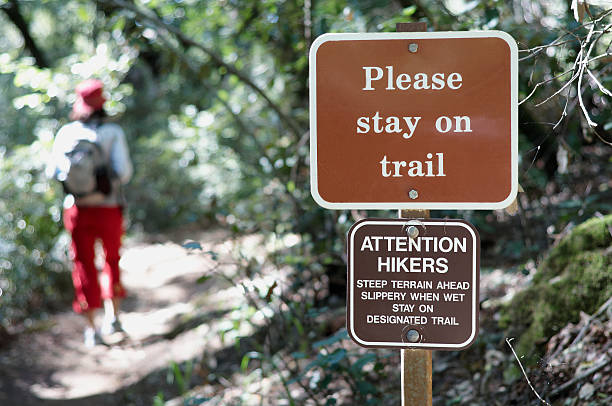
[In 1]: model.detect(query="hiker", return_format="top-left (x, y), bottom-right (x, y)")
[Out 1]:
top-left (47, 79), bottom-right (133, 347)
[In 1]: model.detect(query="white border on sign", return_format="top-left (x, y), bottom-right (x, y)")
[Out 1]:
top-left (309, 31), bottom-right (519, 210)
top-left (348, 220), bottom-right (478, 348)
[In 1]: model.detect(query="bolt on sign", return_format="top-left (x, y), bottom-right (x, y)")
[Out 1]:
top-left (347, 219), bottom-right (480, 350)
top-left (309, 32), bottom-right (518, 210)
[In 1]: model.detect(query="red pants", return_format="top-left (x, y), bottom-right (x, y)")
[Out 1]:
top-left (63, 206), bottom-right (126, 313)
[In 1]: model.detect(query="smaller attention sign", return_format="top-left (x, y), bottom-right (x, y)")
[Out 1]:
top-left (347, 218), bottom-right (480, 350)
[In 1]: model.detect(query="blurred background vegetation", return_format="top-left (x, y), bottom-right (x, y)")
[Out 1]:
top-left (0, 0), bottom-right (611, 405)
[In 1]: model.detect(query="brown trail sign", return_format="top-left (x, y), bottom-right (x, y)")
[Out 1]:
top-left (309, 31), bottom-right (518, 210)
top-left (347, 218), bottom-right (480, 350)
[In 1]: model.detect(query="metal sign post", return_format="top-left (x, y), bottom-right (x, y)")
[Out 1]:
top-left (400, 208), bottom-right (432, 406)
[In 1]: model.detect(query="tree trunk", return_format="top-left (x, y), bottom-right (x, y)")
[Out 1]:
top-left (2, 0), bottom-right (49, 68)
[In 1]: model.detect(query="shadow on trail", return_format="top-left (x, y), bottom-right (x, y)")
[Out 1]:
top-left (0, 227), bottom-right (338, 406)
top-left (0, 311), bottom-right (289, 406)
top-left (140, 308), bottom-right (231, 344)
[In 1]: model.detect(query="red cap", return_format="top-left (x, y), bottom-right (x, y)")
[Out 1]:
top-left (72, 79), bottom-right (106, 116)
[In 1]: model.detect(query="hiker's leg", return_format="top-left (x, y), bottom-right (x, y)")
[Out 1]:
top-left (99, 207), bottom-right (126, 316)
top-left (64, 206), bottom-right (102, 316)
top-left (103, 297), bottom-right (121, 320)
top-left (84, 309), bottom-right (96, 329)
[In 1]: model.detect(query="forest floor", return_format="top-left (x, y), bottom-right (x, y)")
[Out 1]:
top-left (0, 227), bottom-right (255, 406)
top-left (0, 226), bottom-right (610, 405)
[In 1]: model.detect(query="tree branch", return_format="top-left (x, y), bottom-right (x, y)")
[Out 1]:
top-left (506, 338), bottom-right (552, 406)
top-left (521, 12), bottom-right (612, 135)
top-left (155, 32), bottom-right (276, 167)
top-left (1, 0), bottom-right (49, 68)
top-left (235, 1), bottom-right (260, 39)
top-left (548, 358), bottom-right (611, 399)
top-left (155, 32), bottom-right (305, 215)
top-left (99, 0), bottom-right (305, 139)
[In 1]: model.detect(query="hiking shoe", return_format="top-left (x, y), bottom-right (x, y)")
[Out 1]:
top-left (101, 318), bottom-right (125, 336)
top-left (84, 328), bottom-right (105, 348)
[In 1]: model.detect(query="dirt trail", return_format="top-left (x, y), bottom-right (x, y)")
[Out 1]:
top-left (0, 228), bottom-right (250, 406)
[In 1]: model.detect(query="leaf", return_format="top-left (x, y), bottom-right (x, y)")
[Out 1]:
top-left (240, 351), bottom-right (262, 372)
top-left (217, 89), bottom-right (229, 101)
top-left (326, 348), bottom-right (347, 365)
top-left (182, 240), bottom-right (202, 250)
top-left (504, 183), bottom-right (524, 216)
top-left (205, 250), bottom-right (218, 261)
top-left (170, 361), bottom-right (186, 394)
top-left (76, 5), bottom-right (91, 23)
top-left (318, 373), bottom-right (332, 389)
top-left (184, 395), bottom-right (212, 405)
top-left (356, 380), bottom-right (377, 395)
top-left (152, 392), bottom-right (165, 406)
top-left (504, 198), bottom-right (519, 216)
top-left (196, 275), bottom-right (212, 284)
top-left (402, 6), bottom-right (417, 16)
top-left (313, 329), bottom-right (348, 348)
top-left (293, 318), bottom-right (304, 336)
top-left (288, 358), bottom-right (320, 384)
top-left (558, 200), bottom-right (583, 209)
top-left (350, 353), bottom-right (376, 374)
top-left (290, 351), bottom-right (307, 359)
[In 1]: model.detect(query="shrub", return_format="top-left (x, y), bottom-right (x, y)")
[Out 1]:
top-left (500, 215), bottom-right (612, 360)
top-left (0, 142), bottom-right (72, 327)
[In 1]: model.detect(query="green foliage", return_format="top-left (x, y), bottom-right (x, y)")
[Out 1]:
top-left (0, 141), bottom-right (71, 326)
top-left (125, 131), bottom-right (214, 231)
top-left (167, 360), bottom-right (194, 396)
top-left (152, 392), bottom-right (165, 406)
top-left (538, 215), bottom-right (612, 276)
top-left (500, 215), bottom-right (612, 361)
top-left (289, 328), bottom-right (390, 405)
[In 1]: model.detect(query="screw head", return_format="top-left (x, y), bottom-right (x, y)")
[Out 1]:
top-left (408, 43), bottom-right (418, 53)
top-left (409, 189), bottom-right (419, 199)
top-left (407, 226), bottom-right (419, 239)
top-left (406, 329), bottom-right (420, 343)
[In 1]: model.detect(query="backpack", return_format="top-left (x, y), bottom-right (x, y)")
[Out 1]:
top-left (61, 139), bottom-right (112, 198)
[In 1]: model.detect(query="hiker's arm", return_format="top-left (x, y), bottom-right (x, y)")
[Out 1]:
top-left (110, 125), bottom-right (133, 184)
